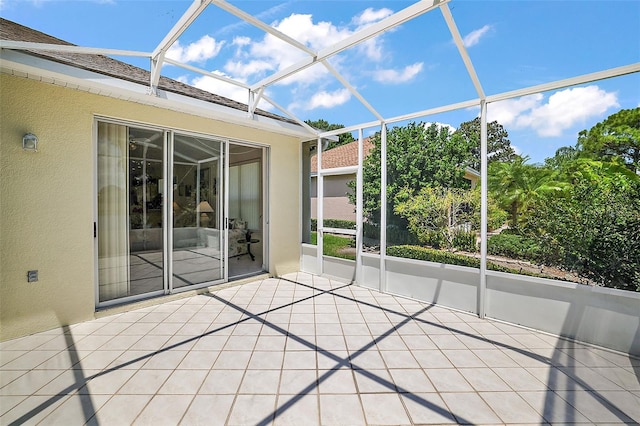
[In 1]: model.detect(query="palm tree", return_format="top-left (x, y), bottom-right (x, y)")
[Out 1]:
top-left (488, 156), bottom-right (567, 228)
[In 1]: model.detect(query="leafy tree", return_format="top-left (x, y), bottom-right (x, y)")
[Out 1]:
top-left (506, 109), bottom-right (640, 291)
top-left (456, 118), bottom-right (518, 170)
top-left (525, 162), bottom-right (640, 291)
top-left (469, 187), bottom-right (509, 232)
top-left (544, 145), bottom-right (579, 169)
top-left (304, 119), bottom-right (355, 149)
top-left (394, 186), bottom-right (477, 251)
top-left (488, 156), bottom-right (567, 228)
top-left (577, 107), bottom-right (640, 174)
top-left (395, 185), bottom-right (507, 251)
top-left (352, 122), bottom-right (475, 237)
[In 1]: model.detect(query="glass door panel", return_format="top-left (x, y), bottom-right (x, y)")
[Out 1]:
top-left (228, 143), bottom-right (264, 278)
top-left (172, 134), bottom-right (224, 289)
top-left (97, 123), bottom-right (165, 303)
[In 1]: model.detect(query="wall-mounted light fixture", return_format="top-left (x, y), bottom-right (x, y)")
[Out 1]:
top-left (22, 133), bottom-right (39, 152)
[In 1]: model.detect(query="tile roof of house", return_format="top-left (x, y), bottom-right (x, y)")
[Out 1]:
top-left (0, 18), bottom-right (298, 125)
top-left (311, 137), bottom-right (480, 185)
top-left (311, 137), bottom-right (375, 172)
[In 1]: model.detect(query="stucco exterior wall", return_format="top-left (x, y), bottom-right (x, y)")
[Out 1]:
top-left (0, 74), bottom-right (300, 341)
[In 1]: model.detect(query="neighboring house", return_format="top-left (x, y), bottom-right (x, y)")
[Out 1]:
top-left (310, 138), bottom-right (374, 221)
top-left (310, 138), bottom-right (480, 222)
top-left (0, 19), bottom-right (313, 341)
top-left (464, 166), bottom-right (480, 189)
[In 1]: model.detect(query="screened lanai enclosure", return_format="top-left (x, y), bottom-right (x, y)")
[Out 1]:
top-left (2, 0), bottom-right (639, 355)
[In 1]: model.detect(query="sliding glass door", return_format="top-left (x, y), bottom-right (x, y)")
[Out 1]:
top-left (227, 143), bottom-right (265, 278)
top-left (97, 122), bottom-right (165, 303)
top-left (97, 120), bottom-right (266, 306)
top-left (171, 133), bottom-right (225, 289)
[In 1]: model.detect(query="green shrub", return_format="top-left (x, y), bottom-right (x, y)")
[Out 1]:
top-left (363, 222), bottom-right (379, 240)
top-left (525, 174), bottom-right (640, 291)
top-left (487, 232), bottom-right (542, 262)
top-left (452, 230), bottom-right (477, 252)
top-left (361, 222), bottom-right (421, 246)
top-left (311, 218), bottom-right (356, 231)
top-left (387, 244), bottom-right (550, 278)
top-left (386, 224), bottom-right (421, 246)
top-left (412, 229), bottom-right (443, 249)
top-left (387, 245), bottom-right (480, 268)
top-left (487, 207), bottom-right (509, 232)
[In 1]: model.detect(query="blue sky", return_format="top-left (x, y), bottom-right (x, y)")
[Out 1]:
top-left (2, 0), bottom-right (639, 163)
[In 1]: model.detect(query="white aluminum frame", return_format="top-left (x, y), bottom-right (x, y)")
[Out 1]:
top-left (1, 0), bottom-right (450, 143)
top-left (355, 129), bottom-right (364, 284)
top-left (479, 100), bottom-right (488, 318)
top-left (379, 123), bottom-right (388, 292)
top-left (314, 137), bottom-right (364, 279)
top-left (1, 1), bottom-right (637, 143)
top-left (311, 62), bottom-right (638, 313)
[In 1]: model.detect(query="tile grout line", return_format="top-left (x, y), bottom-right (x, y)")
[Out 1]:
top-left (2, 272), bottom-right (638, 425)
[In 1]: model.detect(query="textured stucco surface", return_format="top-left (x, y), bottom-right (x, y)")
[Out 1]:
top-left (0, 74), bottom-right (301, 341)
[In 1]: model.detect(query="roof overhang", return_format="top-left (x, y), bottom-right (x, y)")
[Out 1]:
top-left (0, 49), bottom-right (319, 141)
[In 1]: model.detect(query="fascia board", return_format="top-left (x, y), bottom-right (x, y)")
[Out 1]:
top-left (319, 121), bottom-right (382, 138)
top-left (318, 166), bottom-right (358, 176)
top-left (0, 40), bottom-right (150, 58)
top-left (0, 49), bottom-right (316, 140)
top-left (1, 49), bottom-right (150, 95)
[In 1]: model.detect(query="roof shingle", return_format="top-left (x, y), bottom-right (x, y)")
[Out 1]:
top-left (311, 137), bottom-right (374, 172)
top-left (0, 18), bottom-right (298, 125)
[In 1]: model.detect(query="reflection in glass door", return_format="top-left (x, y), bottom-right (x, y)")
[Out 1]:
top-left (97, 122), bottom-right (165, 303)
top-left (228, 143), bottom-right (265, 278)
top-left (171, 134), bottom-right (224, 289)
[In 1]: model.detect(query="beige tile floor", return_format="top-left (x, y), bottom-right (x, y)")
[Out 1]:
top-left (1, 272), bottom-right (639, 425)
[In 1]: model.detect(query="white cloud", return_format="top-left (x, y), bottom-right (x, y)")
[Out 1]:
top-left (488, 86), bottom-right (619, 137)
top-left (487, 94), bottom-right (543, 127)
top-left (511, 144), bottom-right (523, 156)
top-left (301, 88), bottom-right (352, 110)
top-left (166, 35), bottom-right (224, 63)
top-left (361, 39), bottom-right (384, 62)
top-left (463, 25), bottom-right (492, 48)
top-left (425, 121), bottom-right (456, 134)
top-left (226, 8), bottom-right (398, 86)
top-left (373, 62), bottom-right (423, 84)
top-left (191, 72), bottom-right (247, 103)
top-left (187, 71), bottom-right (272, 111)
top-left (351, 9), bottom-right (393, 61)
top-left (224, 59), bottom-right (274, 79)
top-left (352, 7), bottom-right (393, 27)
top-left (167, 6), bottom-right (426, 113)
top-left (232, 36), bottom-right (251, 47)
top-left (272, 13), bottom-right (352, 53)
top-left (229, 13), bottom-right (347, 85)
